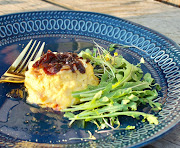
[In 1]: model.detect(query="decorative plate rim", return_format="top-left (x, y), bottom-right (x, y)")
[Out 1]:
top-left (0, 10), bottom-right (179, 148)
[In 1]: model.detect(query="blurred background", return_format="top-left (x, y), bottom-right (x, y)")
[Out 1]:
top-left (0, 0), bottom-right (179, 147)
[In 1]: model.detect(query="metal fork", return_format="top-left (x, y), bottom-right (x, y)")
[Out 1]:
top-left (0, 39), bottom-right (45, 83)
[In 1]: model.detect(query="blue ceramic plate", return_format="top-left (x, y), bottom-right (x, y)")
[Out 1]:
top-left (0, 11), bottom-right (179, 148)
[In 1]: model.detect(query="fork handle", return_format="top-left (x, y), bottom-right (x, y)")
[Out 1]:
top-left (0, 79), bottom-right (24, 83)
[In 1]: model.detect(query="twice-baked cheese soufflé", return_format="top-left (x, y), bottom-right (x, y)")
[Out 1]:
top-left (25, 50), bottom-right (99, 111)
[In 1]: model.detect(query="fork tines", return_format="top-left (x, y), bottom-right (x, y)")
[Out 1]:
top-left (12, 40), bottom-right (45, 74)
top-left (0, 39), bottom-right (45, 83)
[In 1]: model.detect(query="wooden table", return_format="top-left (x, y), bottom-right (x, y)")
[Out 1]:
top-left (0, 0), bottom-right (179, 147)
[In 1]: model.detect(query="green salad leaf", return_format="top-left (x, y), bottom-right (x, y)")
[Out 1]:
top-left (62, 43), bottom-right (162, 130)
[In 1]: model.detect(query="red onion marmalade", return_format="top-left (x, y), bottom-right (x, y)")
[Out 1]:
top-left (32, 50), bottom-right (88, 75)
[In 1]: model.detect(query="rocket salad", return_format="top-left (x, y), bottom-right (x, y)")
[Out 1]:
top-left (62, 43), bottom-right (161, 130)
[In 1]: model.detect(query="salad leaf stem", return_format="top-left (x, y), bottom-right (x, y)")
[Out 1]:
top-left (62, 43), bottom-right (162, 130)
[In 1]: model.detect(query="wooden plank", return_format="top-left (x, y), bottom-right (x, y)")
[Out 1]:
top-left (44, 0), bottom-right (179, 17)
top-left (0, 0), bottom-right (66, 15)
